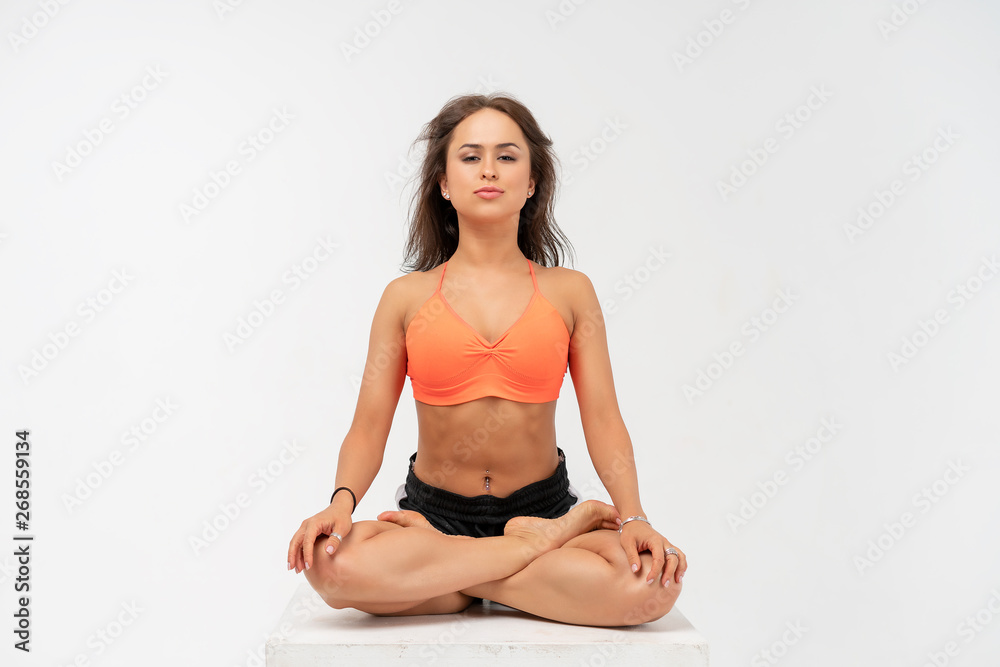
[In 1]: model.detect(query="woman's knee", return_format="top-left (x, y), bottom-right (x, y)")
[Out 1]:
top-left (306, 520), bottom-right (399, 608)
top-left (620, 552), bottom-right (683, 624)
top-left (582, 548), bottom-right (681, 625)
top-left (561, 530), bottom-right (681, 625)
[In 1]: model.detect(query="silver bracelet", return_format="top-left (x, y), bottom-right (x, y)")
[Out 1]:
top-left (618, 515), bottom-right (651, 533)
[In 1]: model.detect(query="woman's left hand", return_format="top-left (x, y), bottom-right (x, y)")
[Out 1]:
top-left (618, 519), bottom-right (687, 587)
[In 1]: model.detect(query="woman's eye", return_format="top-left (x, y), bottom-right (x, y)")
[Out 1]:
top-left (461, 156), bottom-right (515, 162)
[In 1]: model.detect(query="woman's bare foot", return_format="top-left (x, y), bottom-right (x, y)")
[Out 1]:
top-left (377, 510), bottom-right (476, 539)
top-left (503, 500), bottom-right (620, 555)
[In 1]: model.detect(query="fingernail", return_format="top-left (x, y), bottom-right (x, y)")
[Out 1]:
top-left (632, 563), bottom-right (638, 573)
top-left (646, 578), bottom-right (654, 585)
top-left (287, 561), bottom-right (292, 570)
top-left (680, 573), bottom-right (685, 582)
top-left (326, 545), bottom-right (333, 555)
top-left (663, 579), bottom-right (670, 588)
top-left (305, 562), bottom-right (310, 571)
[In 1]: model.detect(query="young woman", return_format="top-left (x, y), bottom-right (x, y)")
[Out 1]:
top-left (286, 93), bottom-right (687, 627)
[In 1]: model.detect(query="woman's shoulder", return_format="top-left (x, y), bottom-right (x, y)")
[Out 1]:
top-left (533, 261), bottom-right (593, 293)
top-left (385, 263), bottom-right (444, 294)
top-left (380, 265), bottom-right (445, 330)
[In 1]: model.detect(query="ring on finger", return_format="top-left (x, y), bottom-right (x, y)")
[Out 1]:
top-left (330, 532), bottom-right (343, 541)
top-left (665, 547), bottom-right (679, 558)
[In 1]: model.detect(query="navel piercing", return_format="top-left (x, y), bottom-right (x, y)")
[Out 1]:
top-left (484, 469), bottom-right (490, 492)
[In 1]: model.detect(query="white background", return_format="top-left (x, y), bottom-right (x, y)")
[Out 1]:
top-left (2, 1), bottom-right (999, 666)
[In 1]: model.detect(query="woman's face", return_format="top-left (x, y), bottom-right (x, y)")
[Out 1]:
top-left (439, 108), bottom-right (535, 223)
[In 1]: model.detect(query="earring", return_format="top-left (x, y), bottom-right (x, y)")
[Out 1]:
top-left (443, 192), bottom-right (449, 199)
top-left (528, 191), bottom-right (533, 197)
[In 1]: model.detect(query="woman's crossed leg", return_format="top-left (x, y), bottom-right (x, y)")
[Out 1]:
top-left (303, 500), bottom-right (681, 627)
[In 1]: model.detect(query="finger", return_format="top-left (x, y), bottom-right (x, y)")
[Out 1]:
top-left (662, 550), bottom-right (679, 587)
top-left (292, 529), bottom-right (309, 573)
top-left (647, 549), bottom-right (665, 585)
top-left (600, 518), bottom-right (620, 531)
top-left (291, 533), bottom-right (305, 574)
top-left (676, 550), bottom-right (688, 582)
top-left (325, 531), bottom-right (343, 556)
top-left (302, 527), bottom-right (317, 572)
top-left (378, 510), bottom-right (419, 529)
top-left (287, 533), bottom-right (300, 572)
top-left (379, 510), bottom-right (412, 527)
top-left (622, 538), bottom-right (642, 574)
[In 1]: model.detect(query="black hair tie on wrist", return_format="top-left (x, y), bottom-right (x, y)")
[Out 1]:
top-left (330, 486), bottom-right (357, 513)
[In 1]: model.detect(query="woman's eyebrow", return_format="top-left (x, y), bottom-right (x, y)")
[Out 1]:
top-left (458, 142), bottom-right (521, 150)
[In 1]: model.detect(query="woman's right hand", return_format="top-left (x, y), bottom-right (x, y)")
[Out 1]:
top-left (287, 503), bottom-right (353, 574)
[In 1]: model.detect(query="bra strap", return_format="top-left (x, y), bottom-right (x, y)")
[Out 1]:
top-left (436, 261), bottom-right (448, 292)
top-left (526, 258), bottom-right (540, 293)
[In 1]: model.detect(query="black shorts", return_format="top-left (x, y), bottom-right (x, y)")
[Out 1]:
top-left (394, 447), bottom-right (582, 538)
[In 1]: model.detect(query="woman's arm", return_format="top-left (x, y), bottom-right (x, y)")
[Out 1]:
top-left (566, 269), bottom-right (687, 586)
top-left (565, 271), bottom-right (645, 519)
top-left (329, 276), bottom-right (410, 511)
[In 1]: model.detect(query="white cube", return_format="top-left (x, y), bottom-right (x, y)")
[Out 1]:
top-left (266, 582), bottom-right (710, 666)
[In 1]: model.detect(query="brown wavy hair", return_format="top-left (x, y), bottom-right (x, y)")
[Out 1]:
top-left (400, 92), bottom-right (575, 273)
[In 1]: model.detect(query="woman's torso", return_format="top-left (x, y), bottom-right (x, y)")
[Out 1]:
top-left (402, 259), bottom-right (574, 498)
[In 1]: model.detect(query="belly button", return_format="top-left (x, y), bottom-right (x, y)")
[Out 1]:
top-left (484, 469), bottom-right (490, 492)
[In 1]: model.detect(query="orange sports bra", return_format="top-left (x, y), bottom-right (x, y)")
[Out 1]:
top-left (405, 258), bottom-right (571, 406)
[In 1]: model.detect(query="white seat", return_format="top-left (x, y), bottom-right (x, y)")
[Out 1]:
top-left (266, 582), bottom-right (709, 666)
